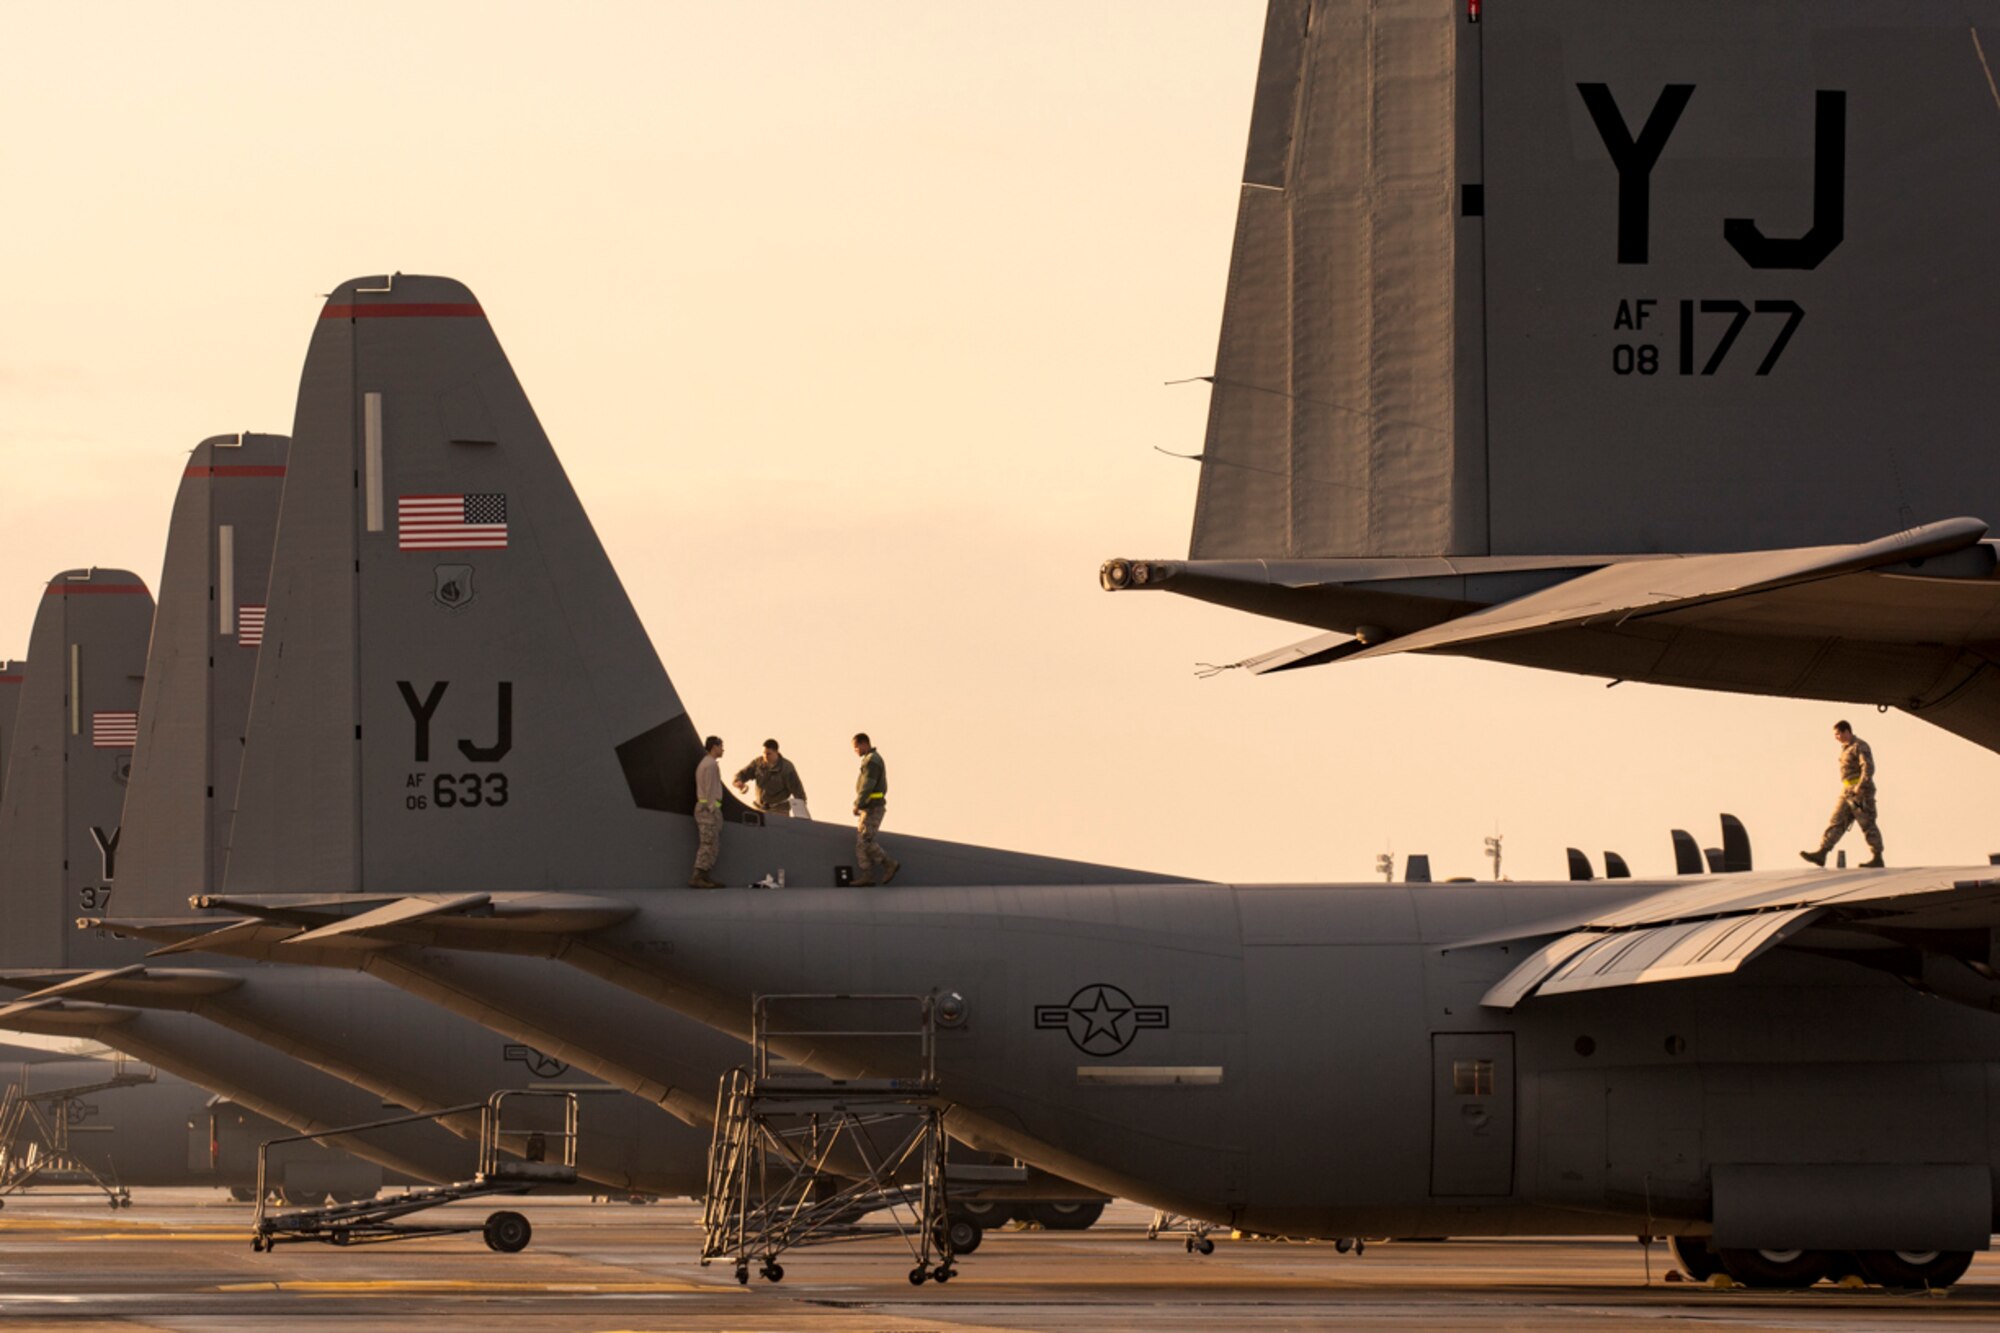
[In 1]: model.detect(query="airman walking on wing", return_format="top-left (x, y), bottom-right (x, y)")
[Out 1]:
top-left (851, 732), bottom-right (899, 886)
top-left (1801, 719), bottom-right (1884, 869)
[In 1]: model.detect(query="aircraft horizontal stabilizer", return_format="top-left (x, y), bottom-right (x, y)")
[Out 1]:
top-left (0, 998), bottom-right (141, 1028)
top-left (1343, 518), bottom-right (1987, 664)
top-left (283, 893), bottom-right (493, 944)
top-left (0, 965), bottom-right (243, 1006)
top-left (1238, 630), bottom-right (1372, 676)
top-left (188, 891), bottom-right (636, 945)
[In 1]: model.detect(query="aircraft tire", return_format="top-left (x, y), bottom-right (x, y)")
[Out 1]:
top-left (1717, 1247), bottom-right (1831, 1288)
top-left (1028, 1200), bottom-right (1105, 1231)
top-left (1669, 1235), bottom-right (1721, 1281)
top-left (955, 1198), bottom-right (1012, 1227)
top-left (1854, 1249), bottom-right (1974, 1288)
top-left (482, 1209), bottom-right (533, 1253)
top-left (944, 1214), bottom-right (984, 1255)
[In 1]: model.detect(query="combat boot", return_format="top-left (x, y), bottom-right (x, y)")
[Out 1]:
top-left (880, 858), bottom-right (901, 885)
top-left (689, 871), bottom-right (722, 889)
top-left (849, 876), bottom-right (876, 888)
top-left (1798, 849), bottom-right (1827, 867)
top-left (1860, 852), bottom-right (1885, 869)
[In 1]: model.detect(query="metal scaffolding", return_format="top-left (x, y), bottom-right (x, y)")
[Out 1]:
top-left (702, 993), bottom-right (956, 1285)
top-left (0, 1055), bottom-right (153, 1208)
top-left (251, 1089), bottom-right (578, 1251)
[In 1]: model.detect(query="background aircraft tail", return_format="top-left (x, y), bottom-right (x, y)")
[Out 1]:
top-left (0, 658), bottom-right (24, 812)
top-left (116, 436), bottom-right (288, 917)
top-left (0, 571), bottom-right (153, 968)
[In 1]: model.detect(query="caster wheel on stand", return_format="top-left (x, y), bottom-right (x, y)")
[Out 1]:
top-left (909, 1265), bottom-right (928, 1286)
top-left (734, 1264), bottom-right (749, 1285)
top-left (1197, 1237), bottom-right (1215, 1255)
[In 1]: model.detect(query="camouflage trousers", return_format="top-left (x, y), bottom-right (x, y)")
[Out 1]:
top-left (855, 805), bottom-right (889, 877)
top-left (1817, 785), bottom-right (1882, 855)
top-left (694, 806), bottom-right (722, 872)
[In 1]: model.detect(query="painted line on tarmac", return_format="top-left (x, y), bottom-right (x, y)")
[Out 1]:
top-left (213, 1279), bottom-right (710, 1295)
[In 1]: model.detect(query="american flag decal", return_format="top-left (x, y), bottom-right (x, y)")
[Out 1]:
top-left (238, 605), bottom-right (267, 647)
top-left (92, 712), bottom-right (138, 749)
top-left (398, 494), bottom-right (508, 551)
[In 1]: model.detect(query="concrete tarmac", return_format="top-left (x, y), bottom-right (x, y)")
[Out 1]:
top-left (3, 1192), bottom-right (1999, 1330)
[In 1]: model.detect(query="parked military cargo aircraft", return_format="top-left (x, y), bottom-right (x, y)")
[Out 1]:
top-left (0, 440), bottom-right (711, 1199)
top-left (1101, 0), bottom-right (2000, 757)
top-left (42, 270), bottom-right (1972, 1289)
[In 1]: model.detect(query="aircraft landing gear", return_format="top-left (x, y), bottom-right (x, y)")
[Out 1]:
top-left (1184, 1235), bottom-right (1215, 1255)
top-left (759, 1261), bottom-right (785, 1283)
top-left (1854, 1249), bottom-right (1974, 1288)
top-left (1669, 1235), bottom-right (1721, 1281)
top-left (1717, 1247), bottom-right (1830, 1289)
top-left (1334, 1237), bottom-right (1366, 1256)
top-left (943, 1213), bottom-right (984, 1255)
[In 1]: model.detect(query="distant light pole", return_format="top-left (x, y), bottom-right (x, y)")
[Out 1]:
top-left (1484, 834), bottom-right (1504, 881)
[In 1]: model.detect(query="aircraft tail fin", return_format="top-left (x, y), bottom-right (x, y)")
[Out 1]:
top-left (0, 657), bottom-right (24, 811)
top-left (1189, 1), bottom-right (2000, 561)
top-left (114, 435), bottom-right (288, 918)
top-left (0, 571), bottom-right (153, 969)
top-left (223, 277), bottom-right (712, 898)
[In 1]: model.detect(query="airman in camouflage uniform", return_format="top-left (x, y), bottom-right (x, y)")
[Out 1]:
top-left (1801, 720), bottom-right (1883, 868)
top-left (733, 739), bottom-right (807, 817)
top-left (851, 732), bottom-right (899, 886)
top-left (690, 735), bottom-right (725, 888)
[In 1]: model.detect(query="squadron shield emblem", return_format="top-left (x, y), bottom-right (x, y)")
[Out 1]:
top-left (1035, 983), bottom-right (1169, 1057)
top-left (434, 564), bottom-right (475, 611)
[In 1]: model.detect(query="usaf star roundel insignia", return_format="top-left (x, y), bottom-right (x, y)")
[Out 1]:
top-left (1035, 984), bottom-right (1169, 1057)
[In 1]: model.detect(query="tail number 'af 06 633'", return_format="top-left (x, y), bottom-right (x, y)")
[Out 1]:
top-left (397, 680), bottom-right (511, 812)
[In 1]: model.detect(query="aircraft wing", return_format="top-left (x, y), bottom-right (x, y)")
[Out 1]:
top-left (1474, 866), bottom-right (2000, 1009)
top-left (1316, 518), bottom-right (1988, 669)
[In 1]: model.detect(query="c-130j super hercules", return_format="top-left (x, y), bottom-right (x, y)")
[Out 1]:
top-left (67, 0), bottom-right (2000, 1293)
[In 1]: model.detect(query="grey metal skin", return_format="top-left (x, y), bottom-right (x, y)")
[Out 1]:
top-left (1, 1046), bottom-right (272, 1192)
top-left (18, 439), bottom-right (709, 1197)
top-left (0, 658), bottom-right (24, 811)
top-left (381, 875), bottom-right (2000, 1249)
top-left (0, 560), bottom-right (480, 1185)
top-left (1104, 0), bottom-right (2000, 754)
top-left (141, 274), bottom-right (2000, 1254)
top-left (95, 278), bottom-right (1174, 1179)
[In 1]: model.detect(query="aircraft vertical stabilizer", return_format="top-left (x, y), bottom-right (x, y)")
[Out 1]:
top-left (0, 572), bottom-right (153, 969)
top-left (116, 436), bottom-right (289, 916)
top-left (225, 276), bottom-right (698, 899)
top-left (1114, 0), bottom-right (2000, 754)
top-left (1191, 0), bottom-right (1473, 560)
top-left (0, 657), bottom-right (25, 812)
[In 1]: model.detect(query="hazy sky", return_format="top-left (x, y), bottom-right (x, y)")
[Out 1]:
top-left (2, 2), bottom-right (1993, 885)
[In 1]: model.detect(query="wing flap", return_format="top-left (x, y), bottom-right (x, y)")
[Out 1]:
top-left (1484, 907), bottom-right (1821, 1008)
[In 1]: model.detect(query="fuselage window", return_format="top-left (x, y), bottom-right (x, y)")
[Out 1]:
top-left (1452, 1059), bottom-right (1495, 1096)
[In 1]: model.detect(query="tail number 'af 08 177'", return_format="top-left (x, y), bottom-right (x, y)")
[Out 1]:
top-left (397, 680), bottom-right (512, 812)
top-left (1582, 83), bottom-right (1840, 380)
